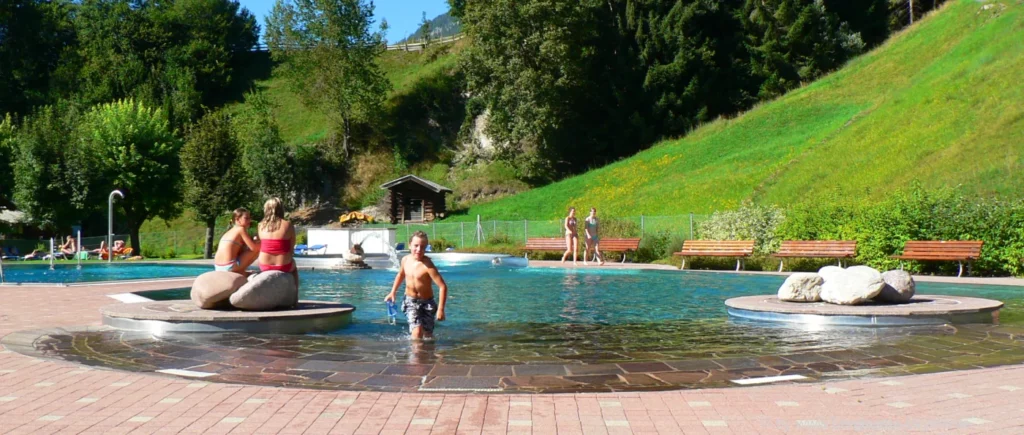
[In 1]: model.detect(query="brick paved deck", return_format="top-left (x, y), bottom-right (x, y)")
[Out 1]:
top-left (2, 276), bottom-right (1024, 433)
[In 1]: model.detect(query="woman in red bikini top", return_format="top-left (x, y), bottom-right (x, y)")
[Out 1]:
top-left (257, 197), bottom-right (299, 290)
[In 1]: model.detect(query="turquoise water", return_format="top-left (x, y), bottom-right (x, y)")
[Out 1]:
top-left (138, 263), bottom-right (1024, 363)
top-left (0, 263), bottom-right (210, 284)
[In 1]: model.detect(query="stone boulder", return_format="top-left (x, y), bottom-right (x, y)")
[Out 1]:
top-left (875, 270), bottom-right (916, 303)
top-left (819, 265), bottom-right (885, 305)
top-left (343, 253), bottom-right (365, 263)
top-left (777, 273), bottom-right (824, 302)
top-left (190, 271), bottom-right (247, 309)
top-left (229, 271), bottom-right (297, 311)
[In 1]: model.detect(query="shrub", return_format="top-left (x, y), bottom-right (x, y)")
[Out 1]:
top-left (697, 205), bottom-right (785, 254)
top-left (633, 230), bottom-right (682, 263)
top-left (430, 237), bottom-right (456, 251)
top-left (486, 233), bottom-right (515, 245)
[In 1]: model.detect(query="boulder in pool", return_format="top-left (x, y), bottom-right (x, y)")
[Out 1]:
top-left (819, 265), bottom-right (885, 305)
top-left (874, 270), bottom-right (916, 303)
top-left (229, 271), bottom-right (297, 310)
top-left (777, 273), bottom-right (823, 302)
top-left (191, 271), bottom-right (248, 309)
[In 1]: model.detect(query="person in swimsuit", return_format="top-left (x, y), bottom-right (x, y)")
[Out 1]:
top-left (583, 207), bottom-right (605, 266)
top-left (257, 197), bottom-right (299, 294)
top-left (384, 231), bottom-right (448, 340)
top-left (59, 236), bottom-right (77, 257)
top-left (560, 207), bottom-right (579, 265)
top-left (214, 208), bottom-right (260, 274)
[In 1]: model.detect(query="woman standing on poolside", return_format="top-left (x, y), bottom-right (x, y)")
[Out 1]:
top-left (257, 198), bottom-right (299, 295)
top-left (561, 207), bottom-right (579, 265)
top-left (214, 208), bottom-right (260, 274)
top-left (583, 208), bottom-right (605, 266)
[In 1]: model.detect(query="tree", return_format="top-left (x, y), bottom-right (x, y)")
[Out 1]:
top-left (625, 0), bottom-right (755, 137)
top-left (234, 90), bottom-right (295, 207)
top-left (11, 102), bottom-right (90, 230)
top-left (740, 0), bottom-right (865, 99)
top-left (420, 11), bottom-right (432, 46)
top-left (76, 99), bottom-right (182, 255)
top-left (74, 0), bottom-right (259, 128)
top-left (447, 0), bottom-right (466, 19)
top-left (460, 0), bottom-right (647, 180)
top-left (181, 110), bottom-right (248, 258)
top-left (0, 114), bottom-right (15, 208)
top-left (0, 0), bottom-right (77, 117)
top-left (265, 0), bottom-right (391, 157)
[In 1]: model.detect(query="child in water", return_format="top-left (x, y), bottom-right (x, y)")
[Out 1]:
top-left (384, 231), bottom-right (449, 339)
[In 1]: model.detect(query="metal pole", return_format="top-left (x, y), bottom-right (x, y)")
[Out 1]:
top-left (460, 222), bottom-right (465, 248)
top-left (641, 215), bottom-right (645, 237)
top-left (49, 237), bottom-right (55, 270)
top-left (77, 230), bottom-right (82, 269)
top-left (109, 190), bottom-right (124, 264)
top-left (0, 252), bottom-right (5, 283)
top-left (524, 220), bottom-right (528, 244)
top-left (476, 215), bottom-right (481, 245)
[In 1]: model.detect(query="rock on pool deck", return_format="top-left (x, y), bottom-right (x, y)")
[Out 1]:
top-left (726, 294), bottom-right (1003, 326)
top-left (100, 300), bottom-right (355, 336)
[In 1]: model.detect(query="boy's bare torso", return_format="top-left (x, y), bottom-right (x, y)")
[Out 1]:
top-left (402, 256), bottom-right (437, 299)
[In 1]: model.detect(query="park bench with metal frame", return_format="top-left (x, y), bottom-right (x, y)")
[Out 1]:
top-left (674, 240), bottom-right (755, 271)
top-left (891, 240), bottom-right (983, 278)
top-left (774, 240), bottom-right (857, 272)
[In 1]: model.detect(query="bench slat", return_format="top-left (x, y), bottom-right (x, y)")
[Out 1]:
top-left (892, 240), bottom-right (983, 261)
top-left (775, 240), bottom-right (856, 258)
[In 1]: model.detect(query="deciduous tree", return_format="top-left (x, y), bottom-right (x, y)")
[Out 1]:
top-left (265, 0), bottom-right (391, 157)
top-left (181, 110), bottom-right (248, 258)
top-left (76, 99), bottom-right (182, 255)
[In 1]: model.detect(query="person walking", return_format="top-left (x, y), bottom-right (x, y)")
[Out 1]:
top-left (560, 207), bottom-right (579, 266)
top-left (584, 207), bottom-right (605, 266)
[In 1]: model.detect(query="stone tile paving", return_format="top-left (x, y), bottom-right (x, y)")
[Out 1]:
top-left (1, 277), bottom-right (1024, 431)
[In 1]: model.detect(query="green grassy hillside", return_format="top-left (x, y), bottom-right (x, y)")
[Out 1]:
top-left (459, 0), bottom-right (1024, 220)
top-left (251, 44), bottom-right (461, 145)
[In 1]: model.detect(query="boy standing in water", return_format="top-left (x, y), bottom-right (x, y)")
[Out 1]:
top-left (385, 231), bottom-right (448, 339)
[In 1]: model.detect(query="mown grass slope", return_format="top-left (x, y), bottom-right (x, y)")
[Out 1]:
top-left (251, 44), bottom-right (461, 145)
top-left (459, 0), bottom-right (1024, 220)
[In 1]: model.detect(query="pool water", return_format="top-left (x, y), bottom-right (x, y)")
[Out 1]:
top-left (0, 263), bottom-right (210, 284)
top-left (140, 262), bottom-right (1024, 364)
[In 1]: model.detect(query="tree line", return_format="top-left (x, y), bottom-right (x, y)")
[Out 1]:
top-left (453, 0), bottom-right (946, 181)
top-left (0, 0), bottom-right (387, 257)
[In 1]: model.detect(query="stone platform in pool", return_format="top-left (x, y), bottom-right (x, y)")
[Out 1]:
top-left (100, 300), bottom-right (355, 336)
top-left (726, 294), bottom-right (1003, 326)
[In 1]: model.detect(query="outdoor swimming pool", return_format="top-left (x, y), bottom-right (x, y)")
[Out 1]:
top-left (137, 262), bottom-right (1024, 364)
top-left (0, 263), bottom-right (210, 284)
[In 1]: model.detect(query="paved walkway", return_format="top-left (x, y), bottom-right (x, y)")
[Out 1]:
top-left (1, 276), bottom-right (1023, 433)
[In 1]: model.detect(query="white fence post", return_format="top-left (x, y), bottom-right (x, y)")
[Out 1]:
top-left (524, 220), bottom-right (528, 244)
top-left (689, 213), bottom-right (694, 239)
top-left (460, 222), bottom-right (465, 248)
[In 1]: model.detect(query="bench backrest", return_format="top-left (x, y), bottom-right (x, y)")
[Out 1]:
top-left (680, 240), bottom-right (755, 254)
top-left (524, 238), bottom-right (567, 250)
top-left (599, 238), bottom-right (641, 251)
top-left (901, 240), bottom-right (983, 259)
top-left (777, 240), bottom-right (856, 257)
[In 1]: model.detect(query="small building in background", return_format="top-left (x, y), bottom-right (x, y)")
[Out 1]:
top-left (380, 175), bottom-right (452, 224)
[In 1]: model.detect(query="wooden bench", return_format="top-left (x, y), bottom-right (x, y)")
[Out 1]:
top-left (524, 237), bottom-right (642, 262)
top-left (774, 240), bottom-right (857, 272)
top-left (891, 240), bottom-right (983, 277)
top-left (674, 240), bottom-right (755, 271)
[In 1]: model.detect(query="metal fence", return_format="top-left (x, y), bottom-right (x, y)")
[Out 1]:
top-left (0, 214), bottom-right (711, 258)
top-left (353, 214), bottom-right (711, 249)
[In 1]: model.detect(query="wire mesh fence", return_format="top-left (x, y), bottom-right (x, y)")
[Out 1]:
top-left (1, 214), bottom-right (711, 259)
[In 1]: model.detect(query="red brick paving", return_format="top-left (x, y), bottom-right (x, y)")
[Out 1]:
top-left (2, 278), bottom-right (1024, 433)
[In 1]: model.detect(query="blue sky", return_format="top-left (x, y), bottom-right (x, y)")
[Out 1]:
top-left (239, 0), bottom-right (452, 44)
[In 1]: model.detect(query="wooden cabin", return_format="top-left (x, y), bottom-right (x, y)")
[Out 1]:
top-left (380, 175), bottom-right (453, 223)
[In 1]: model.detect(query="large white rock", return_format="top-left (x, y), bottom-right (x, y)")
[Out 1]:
top-left (875, 270), bottom-right (916, 303)
top-left (819, 265), bottom-right (885, 305)
top-left (777, 273), bottom-right (824, 302)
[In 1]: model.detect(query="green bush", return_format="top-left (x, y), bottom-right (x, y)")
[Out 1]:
top-left (697, 205), bottom-right (785, 254)
top-left (633, 230), bottom-right (683, 263)
top-left (163, 247), bottom-right (177, 259)
top-left (430, 237), bottom-right (456, 252)
top-left (486, 233), bottom-right (515, 245)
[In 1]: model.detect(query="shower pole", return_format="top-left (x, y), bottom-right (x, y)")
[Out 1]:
top-left (108, 190), bottom-right (124, 264)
